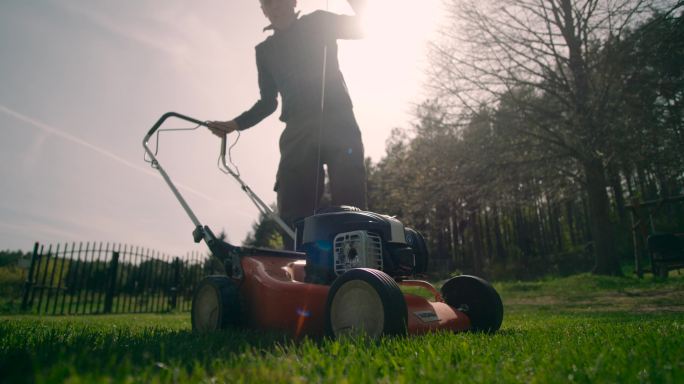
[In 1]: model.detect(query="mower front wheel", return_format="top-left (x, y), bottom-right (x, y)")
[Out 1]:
top-left (191, 275), bottom-right (241, 332)
top-left (325, 268), bottom-right (407, 339)
top-left (441, 275), bottom-right (503, 333)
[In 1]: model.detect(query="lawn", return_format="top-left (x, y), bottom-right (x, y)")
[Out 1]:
top-left (1, 273), bottom-right (683, 383)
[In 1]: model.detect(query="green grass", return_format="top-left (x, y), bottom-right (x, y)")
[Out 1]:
top-left (496, 271), bottom-right (684, 314)
top-left (2, 274), bottom-right (684, 383)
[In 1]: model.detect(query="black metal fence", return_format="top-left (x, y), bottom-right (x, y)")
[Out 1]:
top-left (20, 242), bottom-right (214, 315)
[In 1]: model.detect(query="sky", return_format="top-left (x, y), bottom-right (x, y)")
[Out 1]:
top-left (0, 0), bottom-right (445, 256)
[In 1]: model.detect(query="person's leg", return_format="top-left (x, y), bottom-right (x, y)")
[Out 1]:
top-left (276, 123), bottom-right (324, 249)
top-left (276, 166), bottom-right (324, 247)
top-left (325, 113), bottom-right (367, 210)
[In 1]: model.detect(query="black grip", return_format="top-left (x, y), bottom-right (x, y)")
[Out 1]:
top-left (146, 112), bottom-right (207, 137)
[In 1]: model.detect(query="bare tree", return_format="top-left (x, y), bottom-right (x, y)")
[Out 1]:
top-left (429, 0), bottom-right (681, 275)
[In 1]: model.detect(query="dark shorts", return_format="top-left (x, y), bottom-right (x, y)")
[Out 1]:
top-left (275, 110), bottom-right (367, 227)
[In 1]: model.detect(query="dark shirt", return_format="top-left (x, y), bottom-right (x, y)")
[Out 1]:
top-left (234, 11), bottom-right (362, 130)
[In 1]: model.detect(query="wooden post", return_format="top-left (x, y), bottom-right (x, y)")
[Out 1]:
top-left (95, 243), bottom-right (110, 314)
top-left (35, 244), bottom-right (53, 315)
top-left (55, 243), bottom-right (74, 315)
top-left (170, 257), bottom-right (181, 310)
top-left (20, 243), bottom-right (40, 312)
top-left (44, 243), bottom-right (62, 314)
top-left (104, 251), bottom-right (120, 314)
top-left (88, 242), bottom-right (103, 314)
top-left (76, 242), bottom-right (93, 314)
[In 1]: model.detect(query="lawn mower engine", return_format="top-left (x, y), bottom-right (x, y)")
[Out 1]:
top-left (298, 207), bottom-right (429, 284)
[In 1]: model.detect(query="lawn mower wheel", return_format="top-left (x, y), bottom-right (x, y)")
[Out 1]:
top-left (191, 275), bottom-right (241, 332)
top-left (325, 268), bottom-right (407, 339)
top-left (441, 275), bottom-right (503, 333)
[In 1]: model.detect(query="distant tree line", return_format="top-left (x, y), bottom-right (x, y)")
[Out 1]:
top-left (0, 250), bottom-right (28, 268)
top-left (0, 250), bottom-right (29, 308)
top-left (368, 1), bottom-right (684, 278)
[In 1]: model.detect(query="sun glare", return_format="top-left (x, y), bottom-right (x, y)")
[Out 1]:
top-left (301, 1), bottom-right (444, 74)
top-left (297, 0), bottom-right (447, 159)
top-left (361, 0), bottom-right (442, 47)
top-left (338, 0), bottom-right (445, 114)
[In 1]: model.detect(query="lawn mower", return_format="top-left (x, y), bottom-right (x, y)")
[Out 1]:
top-left (143, 112), bottom-right (503, 338)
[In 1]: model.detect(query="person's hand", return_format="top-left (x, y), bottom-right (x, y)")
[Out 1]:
top-left (206, 120), bottom-right (239, 137)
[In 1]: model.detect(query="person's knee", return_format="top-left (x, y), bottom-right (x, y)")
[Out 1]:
top-left (277, 180), bottom-right (319, 225)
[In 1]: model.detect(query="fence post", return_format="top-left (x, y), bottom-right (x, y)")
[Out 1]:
top-left (21, 243), bottom-right (40, 311)
top-left (104, 251), bottom-right (120, 314)
top-left (170, 257), bottom-right (181, 310)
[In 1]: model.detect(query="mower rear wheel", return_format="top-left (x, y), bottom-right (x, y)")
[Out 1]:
top-left (326, 268), bottom-right (407, 339)
top-left (191, 275), bottom-right (241, 332)
top-left (441, 275), bottom-right (503, 333)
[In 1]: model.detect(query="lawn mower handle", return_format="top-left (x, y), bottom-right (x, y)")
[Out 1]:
top-left (143, 112), bottom-right (227, 257)
top-left (143, 112), bottom-right (207, 230)
top-left (143, 112), bottom-right (295, 258)
top-left (144, 112), bottom-right (206, 140)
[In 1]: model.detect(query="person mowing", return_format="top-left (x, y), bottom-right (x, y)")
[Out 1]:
top-left (207, 0), bottom-right (368, 249)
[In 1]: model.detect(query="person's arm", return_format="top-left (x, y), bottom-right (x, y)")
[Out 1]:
top-left (207, 47), bottom-right (278, 137)
top-left (324, 0), bottom-right (367, 39)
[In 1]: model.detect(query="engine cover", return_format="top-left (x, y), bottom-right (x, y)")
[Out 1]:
top-left (299, 209), bottom-right (429, 284)
top-left (333, 230), bottom-right (383, 275)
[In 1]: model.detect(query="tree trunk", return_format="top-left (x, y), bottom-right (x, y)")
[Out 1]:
top-left (550, 202), bottom-right (563, 252)
top-left (623, 167), bottom-right (635, 198)
top-left (471, 212), bottom-right (483, 275)
top-left (581, 197), bottom-right (592, 242)
top-left (566, 201), bottom-right (578, 245)
top-left (583, 158), bottom-right (622, 275)
top-left (536, 205), bottom-right (549, 257)
top-left (493, 206), bottom-right (507, 261)
top-left (608, 166), bottom-right (627, 222)
top-left (484, 210), bottom-right (493, 261)
top-left (449, 215), bottom-right (457, 266)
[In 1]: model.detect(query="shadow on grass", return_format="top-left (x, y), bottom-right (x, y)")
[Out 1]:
top-left (0, 322), bottom-right (292, 383)
top-left (0, 316), bottom-right (519, 383)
